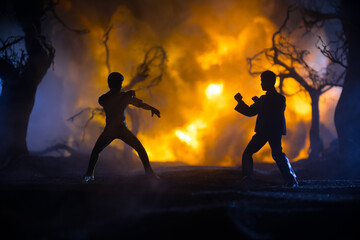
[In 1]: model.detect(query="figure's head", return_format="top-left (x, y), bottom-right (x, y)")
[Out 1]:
top-left (107, 72), bottom-right (124, 91)
top-left (260, 70), bottom-right (276, 91)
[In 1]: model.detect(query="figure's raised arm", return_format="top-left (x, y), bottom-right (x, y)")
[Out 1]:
top-left (139, 101), bottom-right (160, 118)
top-left (234, 92), bottom-right (258, 117)
top-left (127, 91), bottom-right (160, 118)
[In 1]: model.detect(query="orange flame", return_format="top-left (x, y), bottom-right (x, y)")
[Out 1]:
top-left (61, 0), bottom-right (340, 166)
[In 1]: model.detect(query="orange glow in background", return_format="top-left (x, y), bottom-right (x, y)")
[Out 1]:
top-left (45, 0), bottom-right (341, 166)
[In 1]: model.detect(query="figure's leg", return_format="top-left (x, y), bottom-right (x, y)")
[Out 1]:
top-left (119, 127), bottom-right (156, 177)
top-left (84, 130), bottom-right (114, 178)
top-left (268, 134), bottom-right (298, 186)
top-left (242, 133), bottom-right (267, 177)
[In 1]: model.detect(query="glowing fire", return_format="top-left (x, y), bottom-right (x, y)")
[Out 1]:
top-left (205, 83), bottom-right (223, 100)
top-left (57, 0), bottom-right (340, 166)
top-left (175, 119), bottom-right (207, 149)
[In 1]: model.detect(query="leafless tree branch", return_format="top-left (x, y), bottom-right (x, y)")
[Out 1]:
top-left (67, 107), bottom-right (105, 141)
top-left (316, 35), bottom-right (348, 69)
top-left (123, 46), bottom-right (167, 92)
top-left (102, 24), bottom-right (113, 74)
top-left (33, 143), bottom-right (82, 157)
top-left (49, 7), bottom-right (89, 34)
top-left (0, 36), bottom-right (25, 52)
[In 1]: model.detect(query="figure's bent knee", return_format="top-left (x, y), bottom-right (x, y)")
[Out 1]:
top-left (272, 151), bottom-right (285, 161)
top-left (133, 143), bottom-right (146, 154)
top-left (138, 148), bottom-right (149, 159)
top-left (242, 148), bottom-right (254, 159)
top-left (91, 147), bottom-right (102, 156)
top-left (132, 143), bottom-right (148, 158)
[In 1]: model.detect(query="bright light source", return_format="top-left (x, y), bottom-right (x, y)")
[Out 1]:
top-left (175, 130), bottom-right (192, 144)
top-left (174, 120), bottom-right (207, 149)
top-left (205, 83), bottom-right (223, 99)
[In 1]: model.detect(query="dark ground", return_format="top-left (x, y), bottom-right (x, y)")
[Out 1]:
top-left (0, 156), bottom-right (360, 239)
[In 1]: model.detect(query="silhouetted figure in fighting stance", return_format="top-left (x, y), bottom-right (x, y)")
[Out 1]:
top-left (234, 70), bottom-right (298, 187)
top-left (82, 72), bottom-right (160, 182)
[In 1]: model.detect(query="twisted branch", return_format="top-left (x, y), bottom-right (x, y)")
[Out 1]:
top-left (247, 6), bottom-right (344, 96)
top-left (48, 2), bottom-right (89, 34)
top-left (102, 24), bottom-right (113, 74)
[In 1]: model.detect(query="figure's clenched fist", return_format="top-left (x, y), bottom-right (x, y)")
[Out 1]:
top-left (234, 92), bottom-right (243, 102)
top-left (252, 96), bottom-right (260, 103)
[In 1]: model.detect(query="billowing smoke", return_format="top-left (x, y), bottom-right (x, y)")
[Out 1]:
top-left (25, 0), bottom-right (340, 167)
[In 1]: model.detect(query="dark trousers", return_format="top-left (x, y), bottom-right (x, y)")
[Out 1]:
top-left (85, 124), bottom-right (152, 176)
top-left (242, 133), bottom-right (297, 182)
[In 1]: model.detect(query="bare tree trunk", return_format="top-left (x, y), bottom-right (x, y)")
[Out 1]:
top-left (0, 0), bottom-right (54, 166)
top-left (334, 1), bottom-right (360, 165)
top-left (0, 84), bottom-right (37, 159)
top-left (334, 44), bottom-right (360, 164)
top-left (309, 91), bottom-right (324, 160)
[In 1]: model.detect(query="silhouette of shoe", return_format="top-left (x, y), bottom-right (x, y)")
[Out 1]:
top-left (285, 179), bottom-right (299, 188)
top-left (146, 171), bottom-right (160, 180)
top-left (82, 175), bottom-right (95, 183)
top-left (145, 168), bottom-right (160, 180)
top-left (239, 175), bottom-right (254, 184)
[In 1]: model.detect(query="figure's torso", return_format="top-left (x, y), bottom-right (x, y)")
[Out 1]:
top-left (255, 90), bottom-right (286, 135)
top-left (99, 91), bottom-right (141, 125)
